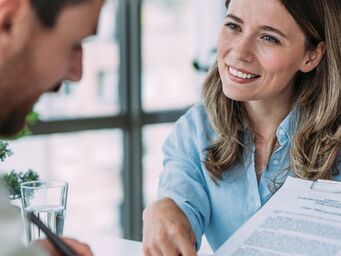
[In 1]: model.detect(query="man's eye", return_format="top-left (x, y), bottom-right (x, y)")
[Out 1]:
top-left (261, 35), bottom-right (280, 44)
top-left (224, 22), bottom-right (242, 32)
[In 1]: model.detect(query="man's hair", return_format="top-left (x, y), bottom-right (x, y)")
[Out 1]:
top-left (30, 0), bottom-right (90, 28)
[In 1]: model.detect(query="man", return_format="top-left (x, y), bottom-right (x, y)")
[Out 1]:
top-left (0, 0), bottom-right (103, 255)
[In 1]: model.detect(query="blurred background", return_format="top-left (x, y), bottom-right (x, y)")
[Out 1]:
top-left (0, 0), bottom-right (225, 253)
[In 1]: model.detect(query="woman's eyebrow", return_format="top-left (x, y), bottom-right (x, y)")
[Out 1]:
top-left (261, 25), bottom-right (288, 38)
top-left (226, 14), bottom-right (288, 39)
top-left (226, 14), bottom-right (243, 24)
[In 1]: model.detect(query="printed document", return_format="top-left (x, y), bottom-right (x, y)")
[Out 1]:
top-left (214, 176), bottom-right (341, 256)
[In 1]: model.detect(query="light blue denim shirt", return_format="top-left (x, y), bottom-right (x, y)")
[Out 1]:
top-left (158, 104), bottom-right (341, 252)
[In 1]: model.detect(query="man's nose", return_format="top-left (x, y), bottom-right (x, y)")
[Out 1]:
top-left (67, 46), bottom-right (83, 82)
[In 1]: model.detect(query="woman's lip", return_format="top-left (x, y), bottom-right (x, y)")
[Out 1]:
top-left (226, 66), bottom-right (260, 84)
top-left (228, 65), bottom-right (260, 76)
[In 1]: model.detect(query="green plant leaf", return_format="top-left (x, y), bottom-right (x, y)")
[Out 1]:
top-left (0, 141), bottom-right (12, 161)
top-left (0, 169), bottom-right (39, 199)
top-left (26, 112), bottom-right (39, 125)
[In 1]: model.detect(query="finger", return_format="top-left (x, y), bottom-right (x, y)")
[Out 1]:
top-left (75, 243), bottom-right (93, 256)
top-left (176, 238), bottom-right (196, 256)
top-left (164, 223), bottom-right (196, 256)
top-left (143, 246), bottom-right (152, 256)
top-left (62, 238), bottom-right (93, 256)
top-left (149, 245), bottom-right (163, 256)
top-left (159, 237), bottom-right (179, 256)
top-left (143, 238), bottom-right (164, 256)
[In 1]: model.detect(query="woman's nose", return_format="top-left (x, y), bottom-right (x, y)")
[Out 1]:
top-left (232, 36), bottom-right (254, 63)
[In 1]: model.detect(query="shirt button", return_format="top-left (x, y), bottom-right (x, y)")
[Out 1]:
top-left (278, 129), bottom-right (285, 136)
top-left (273, 159), bottom-right (280, 165)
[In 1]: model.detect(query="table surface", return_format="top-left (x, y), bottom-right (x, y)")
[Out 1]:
top-left (81, 236), bottom-right (212, 256)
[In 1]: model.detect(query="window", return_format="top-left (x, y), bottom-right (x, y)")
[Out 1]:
top-left (142, 0), bottom-right (201, 111)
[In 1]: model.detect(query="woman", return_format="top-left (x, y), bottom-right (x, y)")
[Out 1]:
top-left (143, 0), bottom-right (341, 255)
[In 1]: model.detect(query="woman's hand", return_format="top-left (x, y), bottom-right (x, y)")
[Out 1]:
top-left (34, 237), bottom-right (93, 256)
top-left (143, 198), bottom-right (197, 256)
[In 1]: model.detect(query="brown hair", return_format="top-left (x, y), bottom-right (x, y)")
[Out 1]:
top-left (203, 0), bottom-right (341, 180)
top-left (30, 0), bottom-right (90, 28)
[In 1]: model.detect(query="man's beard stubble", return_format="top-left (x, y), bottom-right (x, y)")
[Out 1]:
top-left (0, 45), bottom-right (37, 137)
top-left (0, 104), bottom-right (32, 137)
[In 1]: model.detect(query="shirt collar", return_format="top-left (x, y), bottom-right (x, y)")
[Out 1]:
top-left (275, 107), bottom-right (298, 146)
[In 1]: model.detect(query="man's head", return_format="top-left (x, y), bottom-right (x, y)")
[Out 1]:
top-left (0, 0), bottom-right (103, 136)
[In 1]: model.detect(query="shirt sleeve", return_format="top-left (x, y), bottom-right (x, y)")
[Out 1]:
top-left (157, 107), bottom-right (211, 250)
top-left (0, 184), bottom-right (48, 256)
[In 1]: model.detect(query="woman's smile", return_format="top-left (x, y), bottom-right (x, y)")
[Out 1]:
top-left (227, 65), bottom-right (260, 84)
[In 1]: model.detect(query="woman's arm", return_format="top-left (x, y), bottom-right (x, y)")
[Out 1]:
top-left (143, 106), bottom-right (212, 256)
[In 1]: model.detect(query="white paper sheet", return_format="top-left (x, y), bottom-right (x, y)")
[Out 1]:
top-left (214, 176), bottom-right (341, 256)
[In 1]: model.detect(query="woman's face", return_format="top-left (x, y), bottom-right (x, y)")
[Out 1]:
top-left (217, 0), bottom-right (313, 103)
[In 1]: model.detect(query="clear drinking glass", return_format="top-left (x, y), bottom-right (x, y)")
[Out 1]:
top-left (20, 181), bottom-right (68, 244)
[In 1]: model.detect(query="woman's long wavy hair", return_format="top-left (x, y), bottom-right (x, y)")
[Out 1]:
top-left (203, 0), bottom-right (341, 180)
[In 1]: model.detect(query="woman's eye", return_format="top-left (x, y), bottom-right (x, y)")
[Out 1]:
top-left (225, 22), bottom-right (241, 32)
top-left (261, 35), bottom-right (280, 44)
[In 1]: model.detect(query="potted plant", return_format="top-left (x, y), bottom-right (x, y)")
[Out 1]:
top-left (0, 141), bottom-right (39, 208)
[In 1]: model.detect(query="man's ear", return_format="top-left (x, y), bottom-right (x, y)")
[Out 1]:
top-left (0, 0), bottom-right (27, 57)
top-left (299, 41), bottom-right (326, 73)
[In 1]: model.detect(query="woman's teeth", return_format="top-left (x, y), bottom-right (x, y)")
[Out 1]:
top-left (228, 67), bottom-right (258, 79)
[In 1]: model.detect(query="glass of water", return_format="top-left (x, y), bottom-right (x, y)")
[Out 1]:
top-left (20, 181), bottom-right (68, 244)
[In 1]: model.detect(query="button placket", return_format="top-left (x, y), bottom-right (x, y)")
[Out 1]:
top-left (278, 129), bottom-right (285, 136)
top-left (273, 159), bottom-right (280, 165)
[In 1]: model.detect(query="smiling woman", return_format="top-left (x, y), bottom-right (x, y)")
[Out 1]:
top-left (142, 0), bottom-right (341, 255)
top-left (205, 0), bottom-right (332, 180)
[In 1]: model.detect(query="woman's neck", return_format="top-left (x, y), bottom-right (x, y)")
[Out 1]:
top-left (244, 100), bottom-right (292, 175)
top-left (244, 100), bottom-right (292, 142)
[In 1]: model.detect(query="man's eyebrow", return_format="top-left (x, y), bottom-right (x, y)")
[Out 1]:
top-left (261, 25), bottom-right (288, 38)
